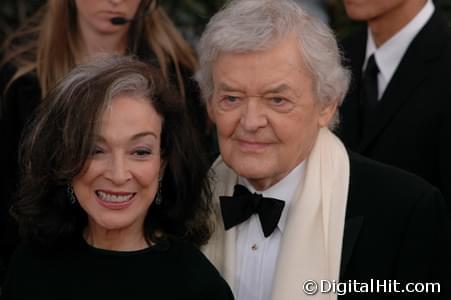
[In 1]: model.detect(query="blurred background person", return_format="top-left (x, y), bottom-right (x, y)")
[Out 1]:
top-left (0, 0), bottom-right (209, 283)
top-left (336, 0), bottom-right (451, 208)
top-left (1, 56), bottom-right (233, 299)
top-left (294, 0), bottom-right (331, 24)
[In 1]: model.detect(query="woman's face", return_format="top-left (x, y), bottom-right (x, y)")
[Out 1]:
top-left (74, 0), bottom-right (142, 35)
top-left (72, 95), bottom-right (163, 238)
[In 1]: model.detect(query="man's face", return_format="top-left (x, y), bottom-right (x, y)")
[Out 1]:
top-left (343, 0), bottom-right (413, 22)
top-left (209, 34), bottom-right (335, 190)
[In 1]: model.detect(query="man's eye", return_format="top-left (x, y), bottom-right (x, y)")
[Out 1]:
top-left (225, 95), bottom-right (239, 102)
top-left (217, 94), bottom-right (242, 111)
top-left (266, 96), bottom-right (295, 112)
top-left (271, 97), bottom-right (286, 104)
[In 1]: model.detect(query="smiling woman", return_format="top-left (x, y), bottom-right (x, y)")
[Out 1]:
top-left (1, 56), bottom-right (233, 300)
top-left (0, 0), bottom-right (211, 285)
top-left (72, 96), bottom-right (164, 250)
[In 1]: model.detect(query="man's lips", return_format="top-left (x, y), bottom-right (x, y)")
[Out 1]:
top-left (235, 139), bottom-right (273, 152)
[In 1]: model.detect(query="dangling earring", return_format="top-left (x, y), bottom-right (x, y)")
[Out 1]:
top-left (67, 184), bottom-right (77, 205)
top-left (155, 178), bottom-right (163, 205)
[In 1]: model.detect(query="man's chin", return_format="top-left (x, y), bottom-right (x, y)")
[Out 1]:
top-left (234, 166), bottom-right (277, 190)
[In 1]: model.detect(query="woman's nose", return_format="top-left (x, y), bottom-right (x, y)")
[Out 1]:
top-left (105, 155), bottom-right (132, 185)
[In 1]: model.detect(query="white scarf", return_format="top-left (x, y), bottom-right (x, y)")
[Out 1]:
top-left (203, 128), bottom-right (350, 300)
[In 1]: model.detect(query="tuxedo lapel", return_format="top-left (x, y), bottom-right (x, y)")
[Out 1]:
top-left (340, 215), bottom-right (364, 278)
top-left (358, 12), bottom-right (445, 152)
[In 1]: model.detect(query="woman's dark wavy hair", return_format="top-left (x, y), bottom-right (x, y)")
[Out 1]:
top-left (12, 55), bottom-right (212, 248)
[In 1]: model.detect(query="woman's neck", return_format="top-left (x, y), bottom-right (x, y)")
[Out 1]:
top-left (77, 27), bottom-right (129, 64)
top-left (84, 224), bottom-right (149, 251)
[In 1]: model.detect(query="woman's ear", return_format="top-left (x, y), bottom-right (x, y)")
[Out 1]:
top-left (159, 159), bottom-right (167, 179)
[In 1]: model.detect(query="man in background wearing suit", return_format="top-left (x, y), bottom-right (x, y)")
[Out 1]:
top-left (337, 0), bottom-right (451, 206)
top-left (195, 0), bottom-right (450, 299)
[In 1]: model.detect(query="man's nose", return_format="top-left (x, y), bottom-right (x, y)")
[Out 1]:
top-left (240, 97), bottom-right (268, 131)
top-left (108, 0), bottom-right (123, 6)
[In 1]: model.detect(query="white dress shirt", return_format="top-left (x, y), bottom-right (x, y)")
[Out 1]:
top-left (234, 162), bottom-right (305, 300)
top-left (364, 0), bottom-right (434, 100)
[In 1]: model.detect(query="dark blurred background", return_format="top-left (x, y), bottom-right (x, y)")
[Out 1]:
top-left (1, 0), bottom-right (450, 51)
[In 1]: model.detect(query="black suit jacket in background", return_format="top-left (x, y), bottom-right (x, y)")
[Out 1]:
top-left (336, 11), bottom-right (451, 209)
top-left (340, 152), bottom-right (451, 299)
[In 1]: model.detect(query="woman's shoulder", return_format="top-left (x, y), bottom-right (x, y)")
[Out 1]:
top-left (8, 242), bottom-right (74, 268)
top-left (3, 243), bottom-right (62, 290)
top-left (165, 238), bottom-right (234, 299)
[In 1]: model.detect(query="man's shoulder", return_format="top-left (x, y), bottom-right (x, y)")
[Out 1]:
top-left (348, 151), bottom-right (441, 202)
top-left (425, 9), bottom-right (451, 38)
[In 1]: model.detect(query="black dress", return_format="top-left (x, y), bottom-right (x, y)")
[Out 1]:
top-left (1, 237), bottom-right (234, 300)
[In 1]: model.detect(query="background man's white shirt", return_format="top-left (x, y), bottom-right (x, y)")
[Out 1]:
top-left (364, 0), bottom-right (434, 99)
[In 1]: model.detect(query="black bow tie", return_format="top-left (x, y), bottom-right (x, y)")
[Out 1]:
top-left (219, 184), bottom-right (285, 237)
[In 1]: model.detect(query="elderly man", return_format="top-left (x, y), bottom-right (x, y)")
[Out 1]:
top-left (195, 0), bottom-right (450, 299)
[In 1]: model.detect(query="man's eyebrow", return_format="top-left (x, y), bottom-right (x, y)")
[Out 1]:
top-left (217, 83), bottom-right (293, 94)
top-left (263, 84), bottom-right (291, 94)
top-left (217, 82), bottom-right (241, 92)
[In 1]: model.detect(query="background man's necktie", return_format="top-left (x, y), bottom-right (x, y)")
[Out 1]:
top-left (361, 54), bottom-right (379, 121)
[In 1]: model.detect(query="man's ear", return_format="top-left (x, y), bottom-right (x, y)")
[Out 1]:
top-left (318, 101), bottom-right (337, 127)
top-left (207, 99), bottom-right (216, 124)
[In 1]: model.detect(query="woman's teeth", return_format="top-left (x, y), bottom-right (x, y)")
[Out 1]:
top-left (96, 191), bottom-right (134, 203)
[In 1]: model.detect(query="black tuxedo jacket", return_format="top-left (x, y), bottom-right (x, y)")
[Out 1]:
top-left (336, 11), bottom-right (451, 208)
top-left (340, 153), bottom-right (450, 299)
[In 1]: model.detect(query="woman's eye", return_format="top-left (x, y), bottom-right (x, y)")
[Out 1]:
top-left (91, 147), bottom-right (104, 155)
top-left (133, 149), bottom-right (152, 157)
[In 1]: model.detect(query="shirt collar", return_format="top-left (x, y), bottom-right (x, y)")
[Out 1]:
top-left (239, 161), bottom-right (306, 233)
top-left (365, 0), bottom-right (434, 83)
